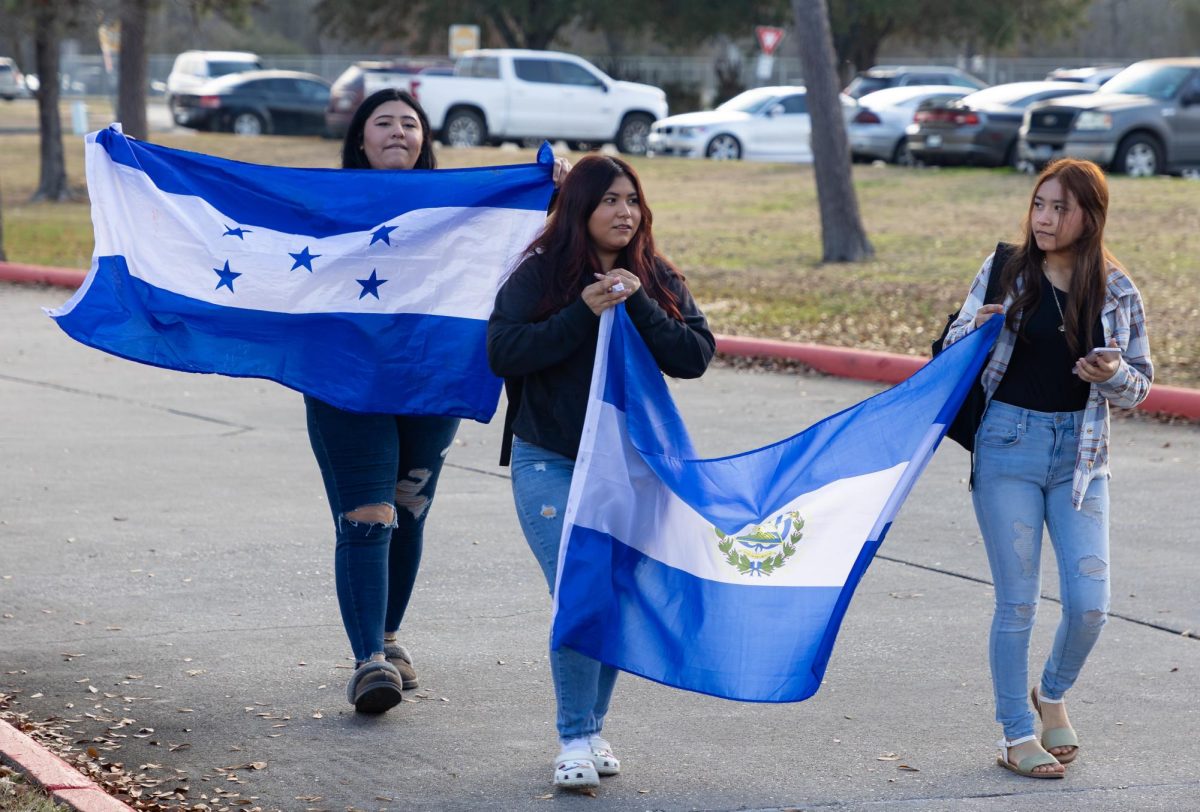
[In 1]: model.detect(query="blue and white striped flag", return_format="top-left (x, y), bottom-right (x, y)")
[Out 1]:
top-left (551, 307), bottom-right (1001, 702)
top-left (48, 125), bottom-right (556, 420)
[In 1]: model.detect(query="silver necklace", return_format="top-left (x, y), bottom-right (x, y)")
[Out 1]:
top-left (1046, 278), bottom-right (1067, 333)
top-left (1042, 259), bottom-right (1067, 333)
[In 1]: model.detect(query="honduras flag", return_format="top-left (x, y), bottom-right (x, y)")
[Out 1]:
top-left (551, 307), bottom-right (1002, 702)
top-left (48, 125), bottom-right (556, 421)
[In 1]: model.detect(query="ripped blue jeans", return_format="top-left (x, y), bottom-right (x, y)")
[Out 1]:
top-left (305, 395), bottom-right (459, 663)
top-left (972, 400), bottom-right (1110, 741)
top-left (510, 437), bottom-right (618, 742)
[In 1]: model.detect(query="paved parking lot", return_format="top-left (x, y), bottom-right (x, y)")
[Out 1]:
top-left (2, 282), bottom-right (1198, 811)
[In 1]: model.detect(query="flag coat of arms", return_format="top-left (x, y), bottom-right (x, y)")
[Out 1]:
top-left (551, 307), bottom-right (1002, 702)
top-left (48, 125), bottom-right (556, 420)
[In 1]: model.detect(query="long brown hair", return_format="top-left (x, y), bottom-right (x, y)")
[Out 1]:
top-left (998, 158), bottom-right (1120, 356)
top-left (524, 154), bottom-right (683, 321)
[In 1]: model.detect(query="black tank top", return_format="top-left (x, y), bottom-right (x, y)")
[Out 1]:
top-left (993, 281), bottom-right (1093, 412)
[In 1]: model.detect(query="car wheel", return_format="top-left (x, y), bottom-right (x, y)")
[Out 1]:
top-left (1113, 134), bottom-right (1161, 177)
top-left (705, 134), bottom-right (742, 160)
top-left (567, 140), bottom-right (597, 152)
top-left (615, 113), bottom-right (654, 155)
top-left (443, 109), bottom-right (486, 148)
top-left (891, 138), bottom-right (913, 166)
top-left (231, 111), bottom-right (264, 136)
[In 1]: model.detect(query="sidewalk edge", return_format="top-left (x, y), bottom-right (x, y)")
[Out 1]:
top-left (0, 718), bottom-right (135, 811)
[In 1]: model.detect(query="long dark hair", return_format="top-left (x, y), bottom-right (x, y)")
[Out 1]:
top-left (998, 158), bottom-right (1119, 356)
top-left (525, 154), bottom-right (683, 321)
top-left (341, 88), bottom-right (437, 170)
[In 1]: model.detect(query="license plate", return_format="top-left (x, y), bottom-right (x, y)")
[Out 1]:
top-left (925, 134), bottom-right (943, 148)
top-left (1032, 144), bottom-right (1053, 159)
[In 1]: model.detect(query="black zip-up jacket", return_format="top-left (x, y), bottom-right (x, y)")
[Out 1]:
top-left (487, 252), bottom-right (715, 462)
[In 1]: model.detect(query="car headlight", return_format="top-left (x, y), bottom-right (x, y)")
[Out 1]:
top-left (677, 125), bottom-right (707, 137)
top-left (1074, 111), bottom-right (1112, 131)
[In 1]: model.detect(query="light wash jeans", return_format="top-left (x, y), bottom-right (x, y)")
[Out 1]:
top-left (510, 437), bottom-right (618, 742)
top-left (972, 400), bottom-right (1110, 741)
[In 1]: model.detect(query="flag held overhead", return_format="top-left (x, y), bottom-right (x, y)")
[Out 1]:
top-left (48, 126), bottom-right (557, 420)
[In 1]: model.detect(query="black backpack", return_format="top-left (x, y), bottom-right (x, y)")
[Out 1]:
top-left (931, 242), bottom-right (1011, 452)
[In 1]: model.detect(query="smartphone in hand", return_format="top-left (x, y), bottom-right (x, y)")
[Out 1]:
top-left (1086, 347), bottom-right (1121, 362)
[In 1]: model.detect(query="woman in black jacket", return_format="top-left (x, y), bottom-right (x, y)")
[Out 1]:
top-left (487, 155), bottom-right (714, 791)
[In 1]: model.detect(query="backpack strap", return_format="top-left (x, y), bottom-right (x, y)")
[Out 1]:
top-left (984, 241), bottom-right (1013, 306)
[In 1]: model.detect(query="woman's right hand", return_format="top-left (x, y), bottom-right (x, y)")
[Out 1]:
top-left (974, 304), bottom-right (1004, 328)
top-left (581, 272), bottom-right (635, 316)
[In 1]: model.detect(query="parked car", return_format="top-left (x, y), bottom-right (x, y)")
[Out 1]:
top-left (172, 70), bottom-right (331, 136)
top-left (167, 50), bottom-right (262, 117)
top-left (1020, 58), bottom-right (1200, 176)
top-left (848, 85), bottom-right (970, 164)
top-left (844, 65), bottom-right (987, 99)
top-left (906, 81), bottom-right (1093, 168)
top-left (411, 49), bottom-right (668, 154)
top-left (1044, 65), bottom-right (1125, 88)
top-left (0, 57), bottom-right (30, 100)
top-left (647, 86), bottom-right (856, 162)
top-left (324, 58), bottom-right (453, 139)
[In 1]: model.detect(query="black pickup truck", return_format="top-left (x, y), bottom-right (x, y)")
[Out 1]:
top-left (1019, 58), bottom-right (1200, 176)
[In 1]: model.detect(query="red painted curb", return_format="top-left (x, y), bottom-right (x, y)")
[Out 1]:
top-left (0, 719), bottom-right (135, 811)
top-left (713, 333), bottom-right (1200, 421)
top-left (0, 260), bottom-right (87, 288)
top-left (4, 260), bottom-right (1198, 421)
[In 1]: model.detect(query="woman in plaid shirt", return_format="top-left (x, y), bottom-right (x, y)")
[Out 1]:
top-left (943, 159), bottom-right (1152, 779)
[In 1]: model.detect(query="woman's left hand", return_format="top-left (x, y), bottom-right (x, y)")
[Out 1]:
top-left (552, 157), bottom-right (572, 187)
top-left (1075, 348), bottom-right (1120, 383)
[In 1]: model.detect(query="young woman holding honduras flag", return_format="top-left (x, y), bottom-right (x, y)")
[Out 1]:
top-left (487, 155), bottom-right (715, 791)
top-left (308, 89), bottom-right (572, 715)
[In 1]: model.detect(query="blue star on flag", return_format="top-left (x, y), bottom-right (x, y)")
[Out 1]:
top-left (213, 260), bottom-right (241, 292)
top-left (370, 225), bottom-right (397, 246)
top-left (357, 269), bottom-right (387, 300)
top-left (223, 225), bottom-right (251, 239)
top-left (289, 246), bottom-right (321, 272)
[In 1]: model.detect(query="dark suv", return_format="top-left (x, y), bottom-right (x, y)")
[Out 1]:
top-left (844, 65), bottom-right (987, 99)
top-left (1020, 58), bottom-right (1200, 176)
top-left (325, 59), bottom-right (452, 138)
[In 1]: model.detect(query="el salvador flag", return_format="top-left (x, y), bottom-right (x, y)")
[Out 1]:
top-left (551, 307), bottom-right (1002, 702)
top-left (47, 125), bottom-right (556, 421)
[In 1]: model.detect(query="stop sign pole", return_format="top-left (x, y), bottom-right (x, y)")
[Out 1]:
top-left (755, 25), bottom-right (785, 82)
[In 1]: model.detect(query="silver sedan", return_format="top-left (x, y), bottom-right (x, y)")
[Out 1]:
top-left (848, 85), bottom-right (970, 164)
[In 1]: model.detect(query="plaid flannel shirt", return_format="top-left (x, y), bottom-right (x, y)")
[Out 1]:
top-left (944, 251), bottom-right (1153, 509)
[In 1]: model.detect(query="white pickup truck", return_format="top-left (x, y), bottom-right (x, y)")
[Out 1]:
top-left (407, 49), bottom-right (669, 155)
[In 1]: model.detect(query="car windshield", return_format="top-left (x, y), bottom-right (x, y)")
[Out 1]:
top-left (957, 84), bottom-right (1061, 108)
top-left (717, 90), bottom-right (784, 114)
top-left (1100, 63), bottom-right (1192, 99)
top-left (209, 61), bottom-right (258, 77)
top-left (845, 76), bottom-right (891, 97)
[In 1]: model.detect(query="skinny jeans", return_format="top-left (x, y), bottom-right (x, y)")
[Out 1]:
top-left (305, 395), bottom-right (459, 663)
top-left (510, 437), bottom-right (618, 742)
top-left (972, 400), bottom-right (1110, 741)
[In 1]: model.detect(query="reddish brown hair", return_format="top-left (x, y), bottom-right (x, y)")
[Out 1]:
top-left (524, 154), bottom-right (683, 321)
top-left (998, 158), bottom-right (1122, 355)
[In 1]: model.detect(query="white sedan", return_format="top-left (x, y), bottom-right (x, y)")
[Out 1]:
top-left (647, 85), bottom-right (856, 162)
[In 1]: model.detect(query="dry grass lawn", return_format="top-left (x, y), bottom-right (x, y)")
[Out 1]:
top-left (1, 104), bottom-right (1197, 387)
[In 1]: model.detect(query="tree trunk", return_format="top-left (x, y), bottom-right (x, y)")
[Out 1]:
top-left (33, 2), bottom-right (70, 203)
top-left (117, 0), bottom-right (150, 141)
top-left (791, 0), bottom-right (873, 263)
